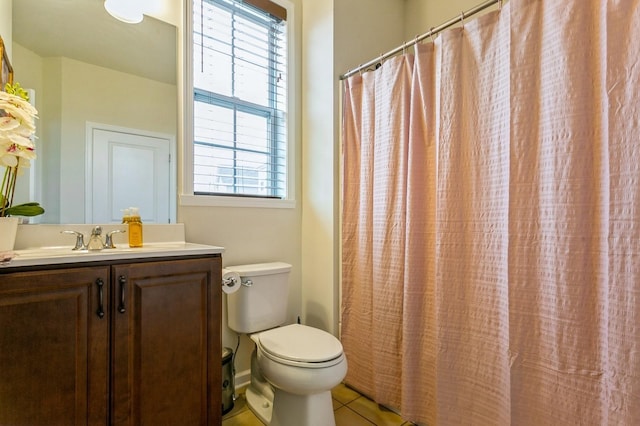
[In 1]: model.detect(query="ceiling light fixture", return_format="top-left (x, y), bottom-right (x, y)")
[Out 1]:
top-left (104, 0), bottom-right (144, 24)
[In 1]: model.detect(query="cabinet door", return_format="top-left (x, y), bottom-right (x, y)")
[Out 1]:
top-left (111, 257), bottom-right (221, 426)
top-left (0, 267), bottom-right (110, 426)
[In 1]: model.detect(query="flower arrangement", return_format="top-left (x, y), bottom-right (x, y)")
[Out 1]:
top-left (0, 82), bottom-right (44, 217)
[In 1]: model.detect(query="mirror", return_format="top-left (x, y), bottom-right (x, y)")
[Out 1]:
top-left (11, 0), bottom-right (177, 224)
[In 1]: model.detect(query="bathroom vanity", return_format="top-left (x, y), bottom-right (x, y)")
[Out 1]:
top-left (0, 225), bottom-right (224, 425)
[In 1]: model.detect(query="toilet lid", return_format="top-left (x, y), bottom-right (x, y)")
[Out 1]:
top-left (258, 324), bottom-right (343, 363)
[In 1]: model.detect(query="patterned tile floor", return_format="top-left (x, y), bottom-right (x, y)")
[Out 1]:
top-left (222, 383), bottom-right (416, 426)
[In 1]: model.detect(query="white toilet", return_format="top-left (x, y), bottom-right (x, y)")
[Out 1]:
top-left (225, 262), bottom-right (347, 426)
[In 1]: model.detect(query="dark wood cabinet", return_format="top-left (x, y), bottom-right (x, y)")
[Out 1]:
top-left (0, 266), bottom-right (110, 426)
top-left (111, 258), bottom-right (221, 425)
top-left (0, 255), bottom-right (221, 426)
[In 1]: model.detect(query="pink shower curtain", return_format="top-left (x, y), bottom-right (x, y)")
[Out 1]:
top-left (341, 1), bottom-right (640, 425)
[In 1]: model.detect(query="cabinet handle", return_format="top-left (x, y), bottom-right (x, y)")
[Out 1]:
top-left (118, 275), bottom-right (126, 314)
top-left (96, 278), bottom-right (105, 319)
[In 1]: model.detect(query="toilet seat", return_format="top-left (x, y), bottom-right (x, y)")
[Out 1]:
top-left (256, 324), bottom-right (345, 368)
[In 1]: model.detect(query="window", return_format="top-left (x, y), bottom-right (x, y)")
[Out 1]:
top-left (191, 0), bottom-right (289, 200)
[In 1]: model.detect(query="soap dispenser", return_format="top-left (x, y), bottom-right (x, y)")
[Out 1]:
top-left (128, 207), bottom-right (143, 248)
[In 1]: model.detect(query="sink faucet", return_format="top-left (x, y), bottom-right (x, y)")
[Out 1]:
top-left (87, 226), bottom-right (105, 251)
top-left (104, 229), bottom-right (126, 249)
top-left (61, 227), bottom-right (127, 251)
top-left (61, 230), bottom-right (88, 251)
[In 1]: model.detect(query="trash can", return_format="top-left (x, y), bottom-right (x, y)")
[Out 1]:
top-left (222, 347), bottom-right (235, 415)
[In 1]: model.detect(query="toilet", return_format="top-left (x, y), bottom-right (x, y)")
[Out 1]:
top-left (225, 262), bottom-right (347, 426)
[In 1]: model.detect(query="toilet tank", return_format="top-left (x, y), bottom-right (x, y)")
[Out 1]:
top-left (225, 262), bottom-right (292, 333)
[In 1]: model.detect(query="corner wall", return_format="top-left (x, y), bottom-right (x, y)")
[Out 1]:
top-left (301, 0), bottom-right (404, 335)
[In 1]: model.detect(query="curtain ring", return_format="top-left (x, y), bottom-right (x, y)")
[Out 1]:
top-left (499, 0), bottom-right (503, 9)
top-left (460, 11), bottom-right (465, 27)
top-left (375, 53), bottom-right (383, 70)
top-left (429, 27), bottom-right (435, 42)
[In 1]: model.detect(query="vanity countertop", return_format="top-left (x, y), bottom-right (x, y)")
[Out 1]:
top-left (2, 223), bottom-right (224, 269)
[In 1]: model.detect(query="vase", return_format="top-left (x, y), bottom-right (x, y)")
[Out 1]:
top-left (0, 217), bottom-right (19, 252)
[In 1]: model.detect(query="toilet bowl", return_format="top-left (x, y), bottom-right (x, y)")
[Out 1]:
top-left (224, 262), bottom-right (348, 426)
top-left (249, 324), bottom-right (347, 426)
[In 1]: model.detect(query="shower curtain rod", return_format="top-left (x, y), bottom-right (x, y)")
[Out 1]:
top-left (339, 0), bottom-right (502, 80)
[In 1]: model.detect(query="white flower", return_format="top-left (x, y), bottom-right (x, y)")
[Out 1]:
top-left (1, 83), bottom-right (42, 217)
top-left (0, 90), bottom-right (38, 166)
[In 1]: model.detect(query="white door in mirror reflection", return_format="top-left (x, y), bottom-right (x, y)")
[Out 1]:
top-left (87, 125), bottom-right (176, 224)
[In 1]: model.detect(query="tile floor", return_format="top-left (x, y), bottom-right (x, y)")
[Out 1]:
top-left (222, 383), bottom-right (416, 426)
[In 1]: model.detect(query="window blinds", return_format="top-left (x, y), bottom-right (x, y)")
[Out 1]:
top-left (193, 0), bottom-right (288, 198)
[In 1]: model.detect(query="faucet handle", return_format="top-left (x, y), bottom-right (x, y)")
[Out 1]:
top-left (91, 226), bottom-right (103, 236)
top-left (61, 230), bottom-right (87, 251)
top-left (104, 229), bottom-right (126, 249)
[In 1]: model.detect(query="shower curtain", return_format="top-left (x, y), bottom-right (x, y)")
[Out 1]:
top-left (341, 0), bottom-right (640, 424)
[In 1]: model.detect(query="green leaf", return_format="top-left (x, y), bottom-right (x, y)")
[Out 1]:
top-left (5, 203), bottom-right (45, 217)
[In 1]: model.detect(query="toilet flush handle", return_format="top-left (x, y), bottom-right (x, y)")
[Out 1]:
top-left (241, 279), bottom-right (253, 287)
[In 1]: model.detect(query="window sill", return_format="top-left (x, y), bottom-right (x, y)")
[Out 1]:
top-left (179, 194), bottom-right (296, 209)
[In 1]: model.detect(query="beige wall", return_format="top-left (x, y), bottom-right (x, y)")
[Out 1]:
top-left (334, 0), bottom-right (405, 75)
top-left (0, 0), bottom-right (11, 58)
top-left (0, 0), bottom-right (13, 205)
top-left (301, 0), bottom-right (404, 338)
top-left (404, 0), bottom-right (503, 40)
top-left (58, 58), bottom-right (176, 223)
top-left (301, 0), bottom-right (336, 335)
top-left (180, 203), bottom-right (302, 371)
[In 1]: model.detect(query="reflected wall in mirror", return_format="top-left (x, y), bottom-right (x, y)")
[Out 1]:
top-left (11, 0), bottom-right (177, 224)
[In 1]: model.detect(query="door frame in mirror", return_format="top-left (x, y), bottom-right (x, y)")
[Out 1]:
top-left (85, 122), bottom-right (177, 224)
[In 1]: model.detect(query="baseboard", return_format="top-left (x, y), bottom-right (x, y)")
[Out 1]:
top-left (234, 368), bottom-right (251, 393)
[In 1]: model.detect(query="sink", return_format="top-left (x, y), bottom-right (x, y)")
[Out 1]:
top-left (13, 246), bottom-right (80, 259)
top-left (16, 243), bottom-right (184, 258)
